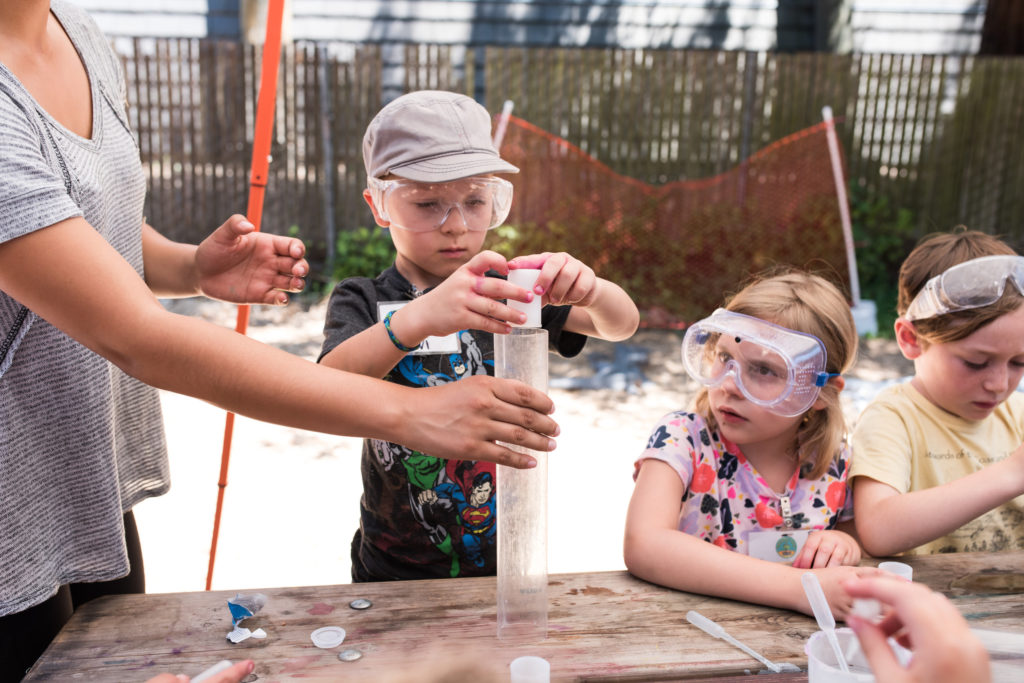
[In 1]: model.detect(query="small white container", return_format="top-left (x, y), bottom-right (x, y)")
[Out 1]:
top-left (877, 561), bottom-right (913, 581)
top-left (806, 628), bottom-right (910, 682)
top-left (510, 655), bottom-right (550, 683)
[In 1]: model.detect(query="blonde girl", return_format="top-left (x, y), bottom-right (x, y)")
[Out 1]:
top-left (625, 269), bottom-right (877, 618)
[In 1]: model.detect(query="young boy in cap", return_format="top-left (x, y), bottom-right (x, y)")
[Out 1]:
top-left (319, 90), bottom-right (639, 581)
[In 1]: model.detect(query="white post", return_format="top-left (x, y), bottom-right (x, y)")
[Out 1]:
top-left (492, 100), bottom-right (515, 150)
top-left (239, 0), bottom-right (293, 45)
top-left (822, 106), bottom-right (860, 305)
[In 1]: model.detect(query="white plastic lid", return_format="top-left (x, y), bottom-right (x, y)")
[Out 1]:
top-left (877, 561), bottom-right (913, 581)
top-left (507, 268), bottom-right (542, 328)
top-left (310, 626), bottom-right (346, 649)
top-left (510, 655), bottom-right (550, 683)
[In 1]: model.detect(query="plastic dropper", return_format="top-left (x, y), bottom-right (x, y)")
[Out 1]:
top-left (686, 610), bottom-right (782, 673)
top-left (801, 572), bottom-right (850, 673)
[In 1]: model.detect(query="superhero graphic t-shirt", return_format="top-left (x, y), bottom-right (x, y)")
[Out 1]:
top-left (320, 265), bottom-right (585, 581)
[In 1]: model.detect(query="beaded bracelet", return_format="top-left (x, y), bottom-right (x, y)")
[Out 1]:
top-left (383, 310), bottom-right (417, 353)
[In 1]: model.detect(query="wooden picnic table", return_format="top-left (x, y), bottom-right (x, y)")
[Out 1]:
top-left (25, 551), bottom-right (1024, 682)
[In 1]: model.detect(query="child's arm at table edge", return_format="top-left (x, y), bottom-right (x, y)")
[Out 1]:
top-left (852, 447), bottom-right (1024, 557)
top-left (625, 460), bottom-right (877, 618)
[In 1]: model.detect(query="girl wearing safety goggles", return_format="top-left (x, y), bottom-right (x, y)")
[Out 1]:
top-left (851, 229), bottom-right (1024, 559)
top-left (625, 270), bottom-right (879, 620)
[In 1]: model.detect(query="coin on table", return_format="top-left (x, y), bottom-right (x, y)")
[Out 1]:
top-left (338, 648), bottom-right (363, 662)
top-left (349, 598), bottom-right (372, 610)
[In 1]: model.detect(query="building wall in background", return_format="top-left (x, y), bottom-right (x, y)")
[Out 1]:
top-left (76, 0), bottom-right (987, 55)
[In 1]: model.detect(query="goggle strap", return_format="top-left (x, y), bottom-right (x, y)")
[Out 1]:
top-left (814, 372), bottom-right (841, 387)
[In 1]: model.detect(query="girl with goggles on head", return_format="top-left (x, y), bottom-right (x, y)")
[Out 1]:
top-left (851, 228), bottom-right (1024, 559)
top-left (625, 269), bottom-right (881, 621)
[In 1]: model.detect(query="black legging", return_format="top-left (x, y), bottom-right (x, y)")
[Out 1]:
top-left (0, 511), bottom-right (145, 683)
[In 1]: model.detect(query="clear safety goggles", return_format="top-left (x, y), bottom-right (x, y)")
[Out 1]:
top-left (905, 255), bottom-right (1024, 321)
top-left (367, 176), bottom-right (513, 232)
top-left (682, 309), bottom-right (838, 417)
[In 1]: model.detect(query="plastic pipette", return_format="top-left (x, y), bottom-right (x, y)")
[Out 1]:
top-left (685, 610), bottom-right (782, 673)
top-left (801, 572), bottom-right (850, 673)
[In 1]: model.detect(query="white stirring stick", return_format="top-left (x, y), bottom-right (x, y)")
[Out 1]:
top-left (802, 572), bottom-right (851, 673)
top-left (686, 610), bottom-right (783, 673)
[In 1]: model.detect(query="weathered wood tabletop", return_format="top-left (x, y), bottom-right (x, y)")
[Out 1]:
top-left (25, 551), bottom-right (1024, 682)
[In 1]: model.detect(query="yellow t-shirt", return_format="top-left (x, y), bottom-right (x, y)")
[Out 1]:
top-left (850, 381), bottom-right (1024, 555)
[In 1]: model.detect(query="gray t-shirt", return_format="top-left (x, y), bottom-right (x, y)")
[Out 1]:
top-left (0, 1), bottom-right (168, 616)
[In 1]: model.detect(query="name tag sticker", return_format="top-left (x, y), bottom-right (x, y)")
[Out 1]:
top-left (378, 302), bottom-right (460, 355)
top-left (747, 529), bottom-right (810, 563)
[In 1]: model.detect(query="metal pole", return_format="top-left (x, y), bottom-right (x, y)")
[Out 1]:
top-left (207, 0), bottom-right (286, 591)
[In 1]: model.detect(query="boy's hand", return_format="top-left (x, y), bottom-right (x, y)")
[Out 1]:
top-left (195, 215), bottom-right (308, 305)
top-left (793, 529), bottom-right (862, 569)
top-left (509, 252), bottom-right (598, 307)
top-left (399, 250), bottom-right (534, 341)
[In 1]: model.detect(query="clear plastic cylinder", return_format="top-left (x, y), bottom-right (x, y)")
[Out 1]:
top-left (495, 325), bottom-right (549, 642)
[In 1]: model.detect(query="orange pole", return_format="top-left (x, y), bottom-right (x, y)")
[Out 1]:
top-left (206, 0), bottom-right (286, 591)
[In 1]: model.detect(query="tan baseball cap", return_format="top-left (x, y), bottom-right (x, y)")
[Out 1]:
top-left (363, 90), bottom-right (519, 183)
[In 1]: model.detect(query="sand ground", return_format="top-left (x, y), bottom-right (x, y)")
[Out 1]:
top-left (135, 298), bottom-right (913, 594)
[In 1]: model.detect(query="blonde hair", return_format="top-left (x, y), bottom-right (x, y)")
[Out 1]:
top-left (693, 268), bottom-right (857, 479)
top-left (898, 227), bottom-right (1022, 344)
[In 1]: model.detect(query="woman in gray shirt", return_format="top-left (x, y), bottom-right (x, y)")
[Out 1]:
top-left (0, 2), bottom-right (557, 679)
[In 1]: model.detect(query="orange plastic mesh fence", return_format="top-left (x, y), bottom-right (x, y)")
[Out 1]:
top-left (493, 115), bottom-right (851, 329)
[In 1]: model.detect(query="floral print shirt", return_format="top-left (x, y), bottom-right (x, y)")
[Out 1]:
top-left (634, 411), bottom-right (854, 554)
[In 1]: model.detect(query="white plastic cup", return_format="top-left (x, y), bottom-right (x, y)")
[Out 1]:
top-left (507, 269), bottom-right (542, 328)
top-left (806, 628), bottom-right (910, 682)
top-left (878, 561), bottom-right (913, 581)
top-left (510, 655), bottom-right (550, 683)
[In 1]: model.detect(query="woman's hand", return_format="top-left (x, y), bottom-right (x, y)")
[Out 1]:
top-left (195, 215), bottom-right (308, 305)
top-left (844, 577), bottom-right (991, 683)
top-left (145, 659), bottom-right (255, 683)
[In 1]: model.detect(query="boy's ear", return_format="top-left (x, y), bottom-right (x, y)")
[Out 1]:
top-left (894, 318), bottom-right (925, 359)
top-left (363, 188), bottom-right (390, 228)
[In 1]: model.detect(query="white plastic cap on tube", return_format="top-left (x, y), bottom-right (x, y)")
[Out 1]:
top-left (507, 268), bottom-right (542, 328)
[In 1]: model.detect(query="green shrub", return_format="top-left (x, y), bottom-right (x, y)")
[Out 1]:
top-left (848, 183), bottom-right (918, 337)
top-left (287, 225), bottom-right (396, 296)
top-left (331, 226), bottom-right (397, 282)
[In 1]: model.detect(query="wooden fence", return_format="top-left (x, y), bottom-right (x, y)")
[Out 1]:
top-left (117, 40), bottom-right (1024, 279)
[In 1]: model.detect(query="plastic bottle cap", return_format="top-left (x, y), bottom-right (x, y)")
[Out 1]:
top-left (310, 626), bottom-right (346, 649)
top-left (510, 655), bottom-right (550, 683)
top-left (878, 561), bottom-right (913, 581)
top-left (507, 269), bottom-right (542, 328)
